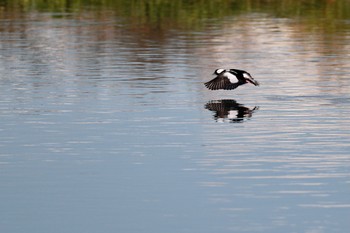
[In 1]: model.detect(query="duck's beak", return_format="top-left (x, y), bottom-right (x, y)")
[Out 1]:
top-left (244, 74), bottom-right (259, 86)
top-left (247, 78), bottom-right (259, 86)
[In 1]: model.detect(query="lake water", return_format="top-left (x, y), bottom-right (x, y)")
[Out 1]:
top-left (1, 1), bottom-right (350, 233)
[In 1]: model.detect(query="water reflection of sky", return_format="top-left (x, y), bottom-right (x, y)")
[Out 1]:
top-left (1, 7), bottom-right (350, 233)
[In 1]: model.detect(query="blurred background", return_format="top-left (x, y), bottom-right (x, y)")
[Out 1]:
top-left (1, 1), bottom-right (350, 233)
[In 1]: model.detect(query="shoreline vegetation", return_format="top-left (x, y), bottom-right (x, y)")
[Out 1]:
top-left (1, 0), bottom-right (349, 30)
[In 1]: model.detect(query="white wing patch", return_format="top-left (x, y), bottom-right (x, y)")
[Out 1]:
top-left (225, 72), bottom-right (239, 84)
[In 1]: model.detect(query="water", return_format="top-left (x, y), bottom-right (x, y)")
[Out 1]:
top-left (1, 2), bottom-right (350, 233)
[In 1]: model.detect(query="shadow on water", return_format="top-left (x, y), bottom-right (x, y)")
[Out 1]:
top-left (205, 99), bottom-right (258, 123)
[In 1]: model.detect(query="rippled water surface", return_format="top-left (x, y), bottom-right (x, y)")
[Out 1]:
top-left (1, 2), bottom-right (350, 233)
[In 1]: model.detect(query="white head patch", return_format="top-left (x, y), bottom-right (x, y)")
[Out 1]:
top-left (243, 73), bottom-right (251, 79)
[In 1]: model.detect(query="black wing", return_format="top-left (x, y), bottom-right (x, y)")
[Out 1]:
top-left (204, 74), bottom-right (239, 90)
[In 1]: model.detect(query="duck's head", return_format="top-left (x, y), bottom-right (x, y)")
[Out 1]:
top-left (242, 72), bottom-right (259, 86)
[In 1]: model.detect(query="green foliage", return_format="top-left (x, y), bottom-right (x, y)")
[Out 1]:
top-left (1, 0), bottom-right (350, 30)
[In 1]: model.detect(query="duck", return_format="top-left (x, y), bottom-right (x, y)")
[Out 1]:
top-left (204, 69), bottom-right (259, 90)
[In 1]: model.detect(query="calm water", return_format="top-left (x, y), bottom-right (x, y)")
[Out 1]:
top-left (1, 2), bottom-right (350, 233)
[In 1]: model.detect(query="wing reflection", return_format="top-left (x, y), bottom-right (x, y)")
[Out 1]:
top-left (205, 99), bottom-right (258, 123)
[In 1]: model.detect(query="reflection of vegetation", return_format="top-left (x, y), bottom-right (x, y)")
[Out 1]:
top-left (1, 0), bottom-right (350, 30)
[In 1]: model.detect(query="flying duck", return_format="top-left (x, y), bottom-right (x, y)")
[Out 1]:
top-left (204, 69), bottom-right (259, 90)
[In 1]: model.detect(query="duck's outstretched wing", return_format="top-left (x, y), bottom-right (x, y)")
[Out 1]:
top-left (204, 75), bottom-right (239, 90)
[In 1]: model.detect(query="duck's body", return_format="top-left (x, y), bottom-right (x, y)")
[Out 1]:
top-left (204, 69), bottom-right (259, 90)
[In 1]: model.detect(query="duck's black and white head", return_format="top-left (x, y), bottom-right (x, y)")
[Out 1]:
top-left (205, 68), bottom-right (259, 90)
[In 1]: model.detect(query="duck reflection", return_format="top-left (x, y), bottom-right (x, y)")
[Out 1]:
top-left (205, 99), bottom-right (258, 123)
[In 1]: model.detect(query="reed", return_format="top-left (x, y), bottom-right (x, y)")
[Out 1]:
top-left (1, 0), bottom-right (349, 30)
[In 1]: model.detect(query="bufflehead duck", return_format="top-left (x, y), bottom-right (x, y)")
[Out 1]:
top-left (204, 69), bottom-right (259, 90)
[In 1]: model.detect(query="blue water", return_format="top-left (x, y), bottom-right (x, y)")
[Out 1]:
top-left (1, 10), bottom-right (350, 233)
